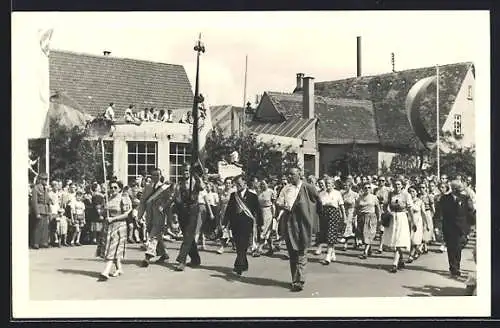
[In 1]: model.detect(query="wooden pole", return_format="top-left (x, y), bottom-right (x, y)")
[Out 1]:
top-left (100, 138), bottom-right (110, 218)
top-left (436, 65), bottom-right (440, 179)
top-left (242, 55), bottom-right (248, 134)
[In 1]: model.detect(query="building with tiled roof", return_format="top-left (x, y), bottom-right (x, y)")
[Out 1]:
top-left (49, 50), bottom-right (194, 118)
top-left (249, 61), bottom-right (475, 176)
top-left (48, 49), bottom-right (211, 184)
top-left (316, 62), bottom-right (475, 152)
top-left (210, 105), bottom-right (245, 136)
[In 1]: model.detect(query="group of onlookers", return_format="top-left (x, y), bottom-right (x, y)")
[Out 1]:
top-left (102, 102), bottom-right (207, 125)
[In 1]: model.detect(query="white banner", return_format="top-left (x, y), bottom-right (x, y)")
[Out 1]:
top-left (13, 27), bottom-right (53, 139)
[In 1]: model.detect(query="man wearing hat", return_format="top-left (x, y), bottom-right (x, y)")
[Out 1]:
top-left (30, 172), bottom-right (51, 249)
top-left (433, 180), bottom-right (475, 278)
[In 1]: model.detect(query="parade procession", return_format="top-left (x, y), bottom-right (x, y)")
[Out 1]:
top-left (19, 17), bottom-right (479, 303)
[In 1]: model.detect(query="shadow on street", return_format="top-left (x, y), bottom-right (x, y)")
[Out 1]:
top-left (403, 284), bottom-right (467, 296)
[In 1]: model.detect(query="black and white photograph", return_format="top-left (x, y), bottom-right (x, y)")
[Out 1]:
top-left (12, 11), bottom-right (490, 318)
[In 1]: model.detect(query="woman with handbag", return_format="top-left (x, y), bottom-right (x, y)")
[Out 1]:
top-left (355, 182), bottom-right (381, 259)
top-left (382, 179), bottom-right (413, 273)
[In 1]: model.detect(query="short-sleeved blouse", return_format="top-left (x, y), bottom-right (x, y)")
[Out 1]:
top-left (319, 189), bottom-right (344, 208)
top-left (258, 189), bottom-right (274, 208)
top-left (356, 194), bottom-right (379, 214)
top-left (420, 194), bottom-right (434, 211)
top-left (106, 194), bottom-right (126, 217)
top-left (389, 191), bottom-right (413, 212)
top-left (342, 189), bottom-right (359, 209)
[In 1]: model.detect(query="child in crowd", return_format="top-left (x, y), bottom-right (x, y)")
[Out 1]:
top-left (55, 208), bottom-right (69, 247)
top-left (127, 198), bottom-right (140, 243)
top-left (164, 213), bottom-right (183, 241)
top-left (69, 191), bottom-right (86, 246)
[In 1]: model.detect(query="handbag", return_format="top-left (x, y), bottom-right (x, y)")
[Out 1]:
top-left (381, 212), bottom-right (393, 228)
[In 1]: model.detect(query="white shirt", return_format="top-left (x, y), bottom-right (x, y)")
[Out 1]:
top-left (277, 181), bottom-right (302, 210)
top-left (319, 189), bottom-right (344, 208)
top-left (104, 106), bottom-right (115, 121)
top-left (239, 188), bottom-right (247, 199)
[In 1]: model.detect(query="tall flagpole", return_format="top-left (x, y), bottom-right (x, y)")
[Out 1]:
top-left (189, 33), bottom-right (205, 200)
top-left (436, 65), bottom-right (440, 178)
top-left (242, 55), bottom-right (248, 134)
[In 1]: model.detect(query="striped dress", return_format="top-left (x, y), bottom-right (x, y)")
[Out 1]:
top-left (97, 194), bottom-right (128, 260)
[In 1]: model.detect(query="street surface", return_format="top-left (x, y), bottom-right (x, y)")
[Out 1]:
top-left (29, 238), bottom-right (475, 300)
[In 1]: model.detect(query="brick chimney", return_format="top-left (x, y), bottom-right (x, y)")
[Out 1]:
top-left (293, 73), bottom-right (305, 93)
top-left (103, 50), bottom-right (111, 56)
top-left (303, 76), bottom-right (315, 119)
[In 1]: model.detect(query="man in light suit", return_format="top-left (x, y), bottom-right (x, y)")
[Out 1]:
top-left (138, 168), bottom-right (174, 267)
top-left (222, 175), bottom-right (263, 276)
top-left (30, 172), bottom-right (51, 249)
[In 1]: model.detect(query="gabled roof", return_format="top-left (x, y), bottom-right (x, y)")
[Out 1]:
top-left (211, 105), bottom-right (244, 134)
top-left (247, 117), bottom-right (316, 139)
top-left (260, 92), bottom-right (378, 144)
top-left (49, 50), bottom-right (194, 118)
top-left (315, 62), bottom-right (473, 149)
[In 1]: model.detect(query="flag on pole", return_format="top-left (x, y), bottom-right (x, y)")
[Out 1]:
top-left (191, 97), bottom-right (213, 174)
top-left (13, 27), bottom-right (54, 139)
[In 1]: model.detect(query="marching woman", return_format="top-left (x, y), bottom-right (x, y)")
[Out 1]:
top-left (341, 180), bottom-right (359, 251)
top-left (255, 180), bottom-right (276, 256)
top-left (382, 179), bottom-right (413, 273)
top-left (313, 179), bottom-right (327, 255)
top-left (318, 177), bottom-right (346, 265)
top-left (419, 183), bottom-right (436, 254)
top-left (406, 186), bottom-right (426, 263)
top-left (98, 181), bottom-right (131, 281)
top-left (355, 182), bottom-right (381, 259)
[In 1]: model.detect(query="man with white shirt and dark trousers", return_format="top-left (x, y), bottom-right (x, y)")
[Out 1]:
top-left (222, 175), bottom-right (262, 276)
top-left (276, 167), bottom-right (321, 292)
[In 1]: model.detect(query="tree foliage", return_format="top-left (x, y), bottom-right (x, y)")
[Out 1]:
top-left (204, 128), bottom-right (300, 179)
top-left (48, 118), bottom-right (113, 183)
top-left (328, 144), bottom-right (378, 176)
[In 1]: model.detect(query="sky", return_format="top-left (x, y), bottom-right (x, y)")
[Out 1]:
top-left (12, 11), bottom-right (490, 107)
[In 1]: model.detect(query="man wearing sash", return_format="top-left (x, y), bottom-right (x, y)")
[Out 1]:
top-left (276, 167), bottom-right (321, 292)
top-left (222, 175), bottom-right (262, 276)
top-left (138, 168), bottom-right (174, 267)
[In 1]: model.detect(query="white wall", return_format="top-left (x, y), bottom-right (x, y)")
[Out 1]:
top-left (442, 67), bottom-right (475, 148)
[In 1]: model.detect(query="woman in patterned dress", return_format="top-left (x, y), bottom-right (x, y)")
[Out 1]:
top-left (318, 177), bottom-right (346, 265)
top-left (355, 182), bottom-right (381, 259)
top-left (341, 180), bottom-right (359, 251)
top-left (216, 177), bottom-right (234, 254)
top-left (98, 181), bottom-right (130, 281)
top-left (419, 183), bottom-right (436, 254)
top-left (256, 180), bottom-right (276, 256)
top-left (407, 186), bottom-right (426, 263)
top-left (382, 179), bottom-right (413, 273)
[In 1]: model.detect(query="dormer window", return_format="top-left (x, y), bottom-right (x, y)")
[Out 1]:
top-left (467, 85), bottom-right (473, 100)
top-left (454, 114), bottom-right (463, 136)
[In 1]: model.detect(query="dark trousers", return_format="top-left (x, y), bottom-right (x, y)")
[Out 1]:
top-left (32, 215), bottom-right (50, 247)
top-left (176, 205), bottom-right (201, 265)
top-left (231, 215), bottom-right (253, 272)
top-left (445, 233), bottom-right (467, 274)
top-left (285, 238), bottom-right (307, 285)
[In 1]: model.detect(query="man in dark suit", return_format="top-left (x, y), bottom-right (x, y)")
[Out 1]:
top-left (30, 172), bottom-right (51, 249)
top-left (173, 163), bottom-right (204, 271)
top-left (222, 175), bottom-right (263, 276)
top-left (434, 180), bottom-right (476, 278)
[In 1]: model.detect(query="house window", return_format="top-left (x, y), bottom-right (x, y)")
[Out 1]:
top-left (127, 141), bottom-right (158, 183)
top-left (454, 114), bottom-right (462, 136)
top-left (103, 140), bottom-right (114, 178)
top-left (467, 85), bottom-right (473, 100)
top-left (169, 142), bottom-right (192, 183)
